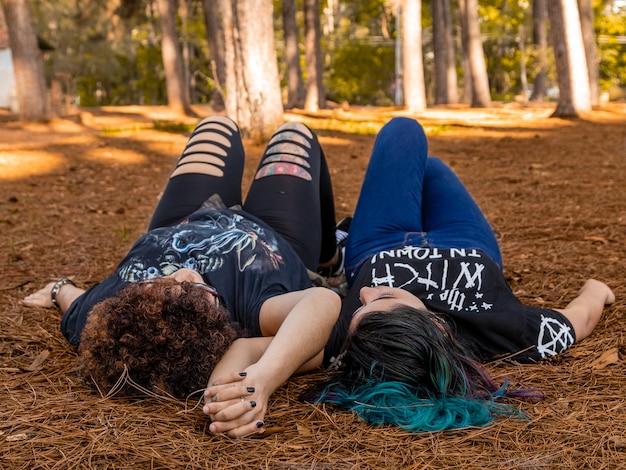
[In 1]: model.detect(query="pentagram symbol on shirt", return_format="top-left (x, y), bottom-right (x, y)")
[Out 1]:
top-left (536, 315), bottom-right (574, 359)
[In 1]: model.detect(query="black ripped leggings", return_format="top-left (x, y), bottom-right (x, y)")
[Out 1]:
top-left (148, 116), bottom-right (338, 271)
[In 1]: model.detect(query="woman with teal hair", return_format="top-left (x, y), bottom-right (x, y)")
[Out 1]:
top-left (317, 117), bottom-right (615, 433)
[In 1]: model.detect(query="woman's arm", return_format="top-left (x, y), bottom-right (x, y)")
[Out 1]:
top-left (555, 279), bottom-right (615, 342)
top-left (23, 281), bottom-right (86, 313)
top-left (203, 286), bottom-right (340, 438)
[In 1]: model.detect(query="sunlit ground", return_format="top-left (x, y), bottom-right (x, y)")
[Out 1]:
top-left (0, 151), bottom-right (65, 179)
top-left (1, 103), bottom-right (624, 181)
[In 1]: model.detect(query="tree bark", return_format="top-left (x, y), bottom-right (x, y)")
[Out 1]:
top-left (304, 0), bottom-right (325, 111)
top-left (155, 0), bottom-right (193, 116)
top-left (202, 0), bottom-right (226, 106)
top-left (460, 0), bottom-right (491, 107)
top-left (443, 0), bottom-right (458, 104)
top-left (432, 0), bottom-right (448, 104)
top-left (220, 0), bottom-right (283, 137)
top-left (1, 0), bottom-right (50, 121)
top-left (402, 0), bottom-right (426, 112)
top-left (458, 0), bottom-right (472, 104)
top-left (547, 0), bottom-right (591, 117)
top-left (282, 0), bottom-right (305, 109)
top-left (529, 0), bottom-right (548, 101)
top-left (519, 24), bottom-right (529, 99)
top-left (577, 0), bottom-right (599, 106)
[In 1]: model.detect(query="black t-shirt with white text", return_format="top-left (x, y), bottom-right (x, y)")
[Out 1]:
top-left (324, 246), bottom-right (575, 365)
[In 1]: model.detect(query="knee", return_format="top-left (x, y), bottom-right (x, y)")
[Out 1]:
top-left (383, 116), bottom-right (423, 132)
top-left (195, 115), bottom-right (239, 133)
top-left (272, 121), bottom-right (315, 140)
top-left (380, 117), bottom-right (426, 143)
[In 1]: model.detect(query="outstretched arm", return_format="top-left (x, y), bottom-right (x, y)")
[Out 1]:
top-left (23, 280), bottom-right (85, 313)
top-left (203, 286), bottom-right (340, 438)
top-left (555, 279), bottom-right (615, 342)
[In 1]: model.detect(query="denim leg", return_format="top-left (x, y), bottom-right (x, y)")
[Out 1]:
top-left (422, 157), bottom-right (502, 267)
top-left (345, 117), bottom-right (429, 284)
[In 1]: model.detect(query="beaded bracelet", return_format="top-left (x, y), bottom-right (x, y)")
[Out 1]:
top-left (50, 278), bottom-right (76, 311)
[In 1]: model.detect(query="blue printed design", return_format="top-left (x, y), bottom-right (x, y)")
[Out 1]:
top-left (118, 211), bottom-right (284, 282)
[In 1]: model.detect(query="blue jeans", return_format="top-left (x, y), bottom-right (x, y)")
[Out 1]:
top-left (345, 117), bottom-right (502, 286)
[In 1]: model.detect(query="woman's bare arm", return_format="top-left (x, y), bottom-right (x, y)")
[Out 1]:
top-left (203, 286), bottom-right (340, 438)
top-left (23, 281), bottom-right (85, 313)
top-left (555, 279), bottom-right (615, 342)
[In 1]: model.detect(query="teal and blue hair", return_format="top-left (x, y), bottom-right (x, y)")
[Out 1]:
top-left (312, 305), bottom-right (542, 433)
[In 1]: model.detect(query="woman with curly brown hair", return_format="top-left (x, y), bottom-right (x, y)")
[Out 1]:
top-left (23, 116), bottom-right (342, 438)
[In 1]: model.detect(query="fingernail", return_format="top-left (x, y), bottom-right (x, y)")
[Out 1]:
top-left (250, 401), bottom-right (256, 408)
top-left (256, 421), bottom-right (264, 429)
top-left (246, 387), bottom-right (255, 393)
top-left (239, 372), bottom-right (247, 377)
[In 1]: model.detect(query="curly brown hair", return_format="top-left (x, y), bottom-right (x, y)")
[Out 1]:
top-left (78, 278), bottom-right (242, 398)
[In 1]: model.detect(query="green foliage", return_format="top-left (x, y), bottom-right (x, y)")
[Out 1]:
top-left (479, 0), bottom-right (534, 97)
top-left (22, 0), bottom-right (626, 109)
top-left (153, 121), bottom-right (195, 133)
top-left (30, 0), bottom-right (214, 107)
top-left (326, 40), bottom-right (395, 105)
top-left (596, 5), bottom-right (626, 91)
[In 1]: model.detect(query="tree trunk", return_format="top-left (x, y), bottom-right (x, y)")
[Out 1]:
top-left (519, 24), bottom-right (529, 99)
top-left (577, 0), bottom-right (599, 106)
top-left (402, 0), bottom-right (426, 112)
top-left (220, 0), bottom-right (283, 138)
top-left (1, 0), bottom-right (50, 121)
top-left (547, 0), bottom-right (591, 117)
top-left (460, 0), bottom-right (491, 107)
top-left (282, 0), bottom-right (305, 109)
top-left (458, 0), bottom-right (472, 104)
top-left (432, 0), bottom-right (448, 104)
top-left (179, 0), bottom-right (193, 103)
top-left (202, 0), bottom-right (226, 106)
top-left (529, 0), bottom-right (547, 101)
top-left (156, 0), bottom-right (193, 116)
top-left (304, 0), bottom-right (325, 111)
top-left (443, 0), bottom-right (458, 104)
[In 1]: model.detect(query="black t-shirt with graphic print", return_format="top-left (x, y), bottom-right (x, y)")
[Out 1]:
top-left (61, 207), bottom-right (312, 346)
top-left (324, 246), bottom-right (576, 366)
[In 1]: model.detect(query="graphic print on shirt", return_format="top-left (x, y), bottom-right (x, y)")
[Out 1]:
top-left (368, 247), bottom-right (490, 313)
top-left (536, 314), bottom-right (574, 358)
top-left (118, 212), bottom-right (284, 282)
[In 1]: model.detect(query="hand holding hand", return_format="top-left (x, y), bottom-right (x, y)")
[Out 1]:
top-left (203, 368), bottom-right (268, 438)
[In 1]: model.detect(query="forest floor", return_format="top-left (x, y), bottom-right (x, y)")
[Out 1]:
top-left (1, 102), bottom-right (625, 469)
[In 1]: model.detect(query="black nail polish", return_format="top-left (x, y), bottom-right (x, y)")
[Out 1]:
top-left (256, 421), bottom-right (264, 429)
top-left (250, 401), bottom-right (257, 408)
top-left (246, 386), bottom-right (255, 393)
top-left (239, 372), bottom-right (247, 377)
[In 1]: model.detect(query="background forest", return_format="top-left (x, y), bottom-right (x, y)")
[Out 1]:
top-left (2, 1), bottom-right (626, 469)
top-left (4, 0), bottom-right (626, 117)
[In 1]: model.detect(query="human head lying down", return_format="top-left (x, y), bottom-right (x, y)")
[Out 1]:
top-left (310, 117), bottom-right (615, 433)
top-left (78, 278), bottom-right (240, 398)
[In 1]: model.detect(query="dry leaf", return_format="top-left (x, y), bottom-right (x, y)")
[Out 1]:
top-left (296, 422), bottom-right (312, 436)
top-left (26, 350), bottom-right (50, 372)
top-left (584, 236), bottom-right (608, 244)
top-left (590, 347), bottom-right (619, 370)
top-left (6, 433), bottom-right (34, 442)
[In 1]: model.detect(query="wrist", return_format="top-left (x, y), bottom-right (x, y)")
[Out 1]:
top-left (50, 278), bottom-right (76, 311)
